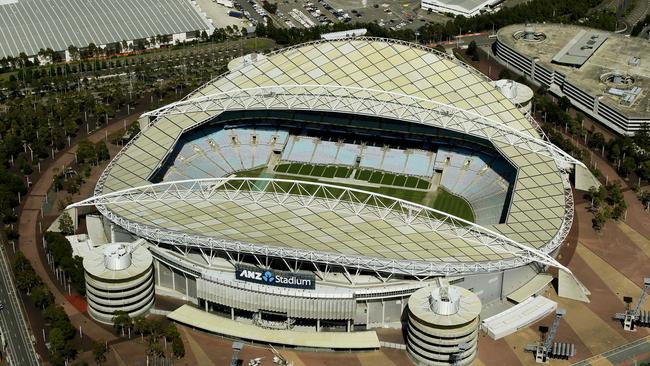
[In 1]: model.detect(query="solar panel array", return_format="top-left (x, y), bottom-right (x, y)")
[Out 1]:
top-left (0, 0), bottom-right (211, 58)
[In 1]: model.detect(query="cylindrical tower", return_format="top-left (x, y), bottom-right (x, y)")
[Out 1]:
top-left (406, 285), bottom-right (482, 366)
top-left (83, 241), bottom-right (154, 323)
top-left (494, 79), bottom-right (534, 113)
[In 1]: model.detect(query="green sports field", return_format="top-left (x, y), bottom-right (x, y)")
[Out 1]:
top-left (234, 164), bottom-right (475, 222)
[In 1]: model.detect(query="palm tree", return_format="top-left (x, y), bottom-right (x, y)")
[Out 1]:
top-left (112, 310), bottom-right (132, 336)
top-left (67, 45), bottom-right (79, 61)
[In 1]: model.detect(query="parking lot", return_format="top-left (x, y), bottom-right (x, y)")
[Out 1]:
top-left (195, 0), bottom-right (452, 31)
top-left (271, 0), bottom-right (450, 30)
top-left (197, 0), bottom-right (530, 34)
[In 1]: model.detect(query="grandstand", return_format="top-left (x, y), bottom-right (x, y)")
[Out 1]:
top-left (156, 125), bottom-right (516, 224)
top-left (0, 0), bottom-right (212, 60)
top-left (67, 38), bottom-right (591, 353)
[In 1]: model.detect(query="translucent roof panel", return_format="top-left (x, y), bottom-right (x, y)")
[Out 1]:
top-left (105, 198), bottom-right (514, 263)
top-left (190, 39), bottom-right (539, 137)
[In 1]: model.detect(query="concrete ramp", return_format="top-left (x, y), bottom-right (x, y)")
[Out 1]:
top-left (482, 296), bottom-right (557, 340)
top-left (558, 269), bottom-right (591, 302)
top-left (506, 273), bottom-right (553, 303)
top-left (574, 164), bottom-right (601, 191)
top-left (168, 305), bottom-right (380, 350)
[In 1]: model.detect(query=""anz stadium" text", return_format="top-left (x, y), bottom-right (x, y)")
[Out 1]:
top-left (236, 267), bottom-right (315, 289)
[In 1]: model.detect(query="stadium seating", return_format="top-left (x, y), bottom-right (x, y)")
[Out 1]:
top-left (404, 150), bottom-right (435, 177)
top-left (312, 141), bottom-right (339, 165)
top-left (163, 128), bottom-right (514, 225)
top-left (335, 143), bottom-right (356, 165)
top-left (283, 137), bottom-right (317, 163)
top-left (438, 147), bottom-right (514, 225)
top-left (434, 148), bottom-right (452, 170)
top-left (360, 146), bottom-right (383, 170)
top-left (163, 127), bottom-right (285, 180)
top-left (380, 149), bottom-right (407, 174)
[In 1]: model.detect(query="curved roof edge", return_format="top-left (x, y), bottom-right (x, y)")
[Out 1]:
top-left (70, 177), bottom-right (573, 277)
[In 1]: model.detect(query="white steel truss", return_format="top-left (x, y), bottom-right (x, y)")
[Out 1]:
top-left (71, 177), bottom-right (573, 277)
top-left (143, 84), bottom-right (584, 170)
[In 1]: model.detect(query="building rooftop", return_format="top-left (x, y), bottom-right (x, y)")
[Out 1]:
top-left (91, 38), bottom-right (570, 274)
top-left (498, 23), bottom-right (650, 119)
top-left (425, 0), bottom-right (496, 14)
top-left (0, 0), bottom-right (211, 58)
top-left (83, 241), bottom-right (152, 281)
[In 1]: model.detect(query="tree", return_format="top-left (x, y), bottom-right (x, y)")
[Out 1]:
top-left (47, 327), bottom-right (76, 366)
top-left (611, 201), bottom-right (627, 221)
top-left (29, 285), bottom-right (54, 309)
top-left (133, 316), bottom-right (149, 340)
top-left (95, 141), bottom-right (109, 162)
top-left (606, 181), bottom-right (624, 205)
top-left (262, 1), bottom-right (278, 14)
top-left (86, 43), bottom-right (97, 59)
top-left (558, 96), bottom-right (572, 111)
top-left (112, 310), bottom-right (132, 336)
top-left (640, 159), bottom-right (650, 180)
top-left (641, 190), bottom-right (650, 209)
top-left (67, 45), bottom-right (79, 61)
top-left (621, 156), bottom-right (636, 177)
top-left (63, 119), bottom-right (78, 136)
top-left (466, 41), bottom-right (479, 61)
top-left (58, 211), bottom-right (74, 235)
top-left (172, 336), bottom-right (185, 359)
top-left (590, 131), bottom-right (605, 149)
top-left (146, 334), bottom-right (164, 359)
top-left (593, 210), bottom-right (607, 230)
top-left (498, 68), bottom-right (512, 80)
top-left (76, 139), bottom-right (96, 163)
top-left (44, 304), bottom-right (75, 339)
top-left (587, 186), bottom-right (600, 210)
top-left (15, 266), bottom-right (40, 294)
top-left (13, 251), bottom-right (32, 273)
top-left (45, 231), bottom-right (73, 266)
top-left (93, 342), bottom-right (107, 364)
top-left (164, 324), bottom-right (179, 341)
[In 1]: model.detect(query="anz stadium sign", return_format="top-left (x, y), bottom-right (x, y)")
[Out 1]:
top-left (235, 265), bottom-right (316, 289)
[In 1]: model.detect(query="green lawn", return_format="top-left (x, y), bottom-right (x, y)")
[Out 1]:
top-left (235, 165), bottom-right (475, 223)
top-left (432, 188), bottom-right (475, 222)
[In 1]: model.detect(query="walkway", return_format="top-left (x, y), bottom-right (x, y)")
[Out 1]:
top-left (17, 114), bottom-right (144, 346)
top-left (168, 305), bottom-right (380, 350)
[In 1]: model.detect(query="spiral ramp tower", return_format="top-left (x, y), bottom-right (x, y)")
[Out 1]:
top-left (406, 284), bottom-right (482, 366)
top-left (83, 239), bottom-right (154, 323)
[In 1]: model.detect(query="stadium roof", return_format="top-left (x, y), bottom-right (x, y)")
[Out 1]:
top-left (498, 23), bottom-right (650, 118)
top-left (73, 178), bottom-right (571, 276)
top-left (80, 38), bottom-right (576, 275)
top-left (0, 0), bottom-right (211, 58)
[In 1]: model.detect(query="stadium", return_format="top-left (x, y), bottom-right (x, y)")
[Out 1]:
top-left (68, 37), bottom-right (595, 363)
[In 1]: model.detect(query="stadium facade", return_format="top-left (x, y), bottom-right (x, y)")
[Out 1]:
top-left (495, 23), bottom-right (650, 135)
top-left (69, 37), bottom-right (592, 357)
top-left (0, 0), bottom-right (213, 61)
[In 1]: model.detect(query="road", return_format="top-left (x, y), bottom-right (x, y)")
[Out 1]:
top-left (572, 335), bottom-right (650, 365)
top-left (0, 246), bottom-right (39, 366)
